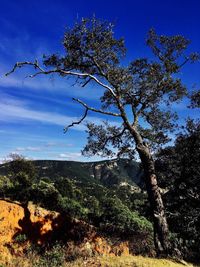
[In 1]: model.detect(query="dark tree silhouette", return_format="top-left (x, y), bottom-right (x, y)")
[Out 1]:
top-left (6, 17), bottom-right (199, 256)
top-left (156, 119), bottom-right (200, 260)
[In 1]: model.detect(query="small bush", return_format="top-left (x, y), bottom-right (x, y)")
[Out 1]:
top-left (14, 233), bottom-right (27, 243)
top-left (32, 243), bottom-right (66, 267)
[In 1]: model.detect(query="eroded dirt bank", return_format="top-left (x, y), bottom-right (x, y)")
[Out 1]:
top-left (0, 199), bottom-right (129, 261)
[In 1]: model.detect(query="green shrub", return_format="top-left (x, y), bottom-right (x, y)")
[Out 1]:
top-left (32, 243), bottom-right (66, 267)
top-left (101, 196), bottom-right (153, 235)
top-left (14, 233), bottom-right (27, 243)
top-left (0, 175), bottom-right (14, 197)
top-left (57, 196), bottom-right (88, 219)
top-left (31, 180), bottom-right (60, 209)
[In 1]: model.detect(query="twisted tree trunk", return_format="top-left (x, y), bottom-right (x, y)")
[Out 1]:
top-left (137, 142), bottom-right (170, 256)
top-left (126, 125), bottom-right (170, 256)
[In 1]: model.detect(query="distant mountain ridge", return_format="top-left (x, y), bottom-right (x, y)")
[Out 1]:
top-left (31, 158), bottom-right (143, 188)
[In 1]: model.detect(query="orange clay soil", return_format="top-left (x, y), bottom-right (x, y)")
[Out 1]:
top-left (0, 199), bottom-right (129, 261)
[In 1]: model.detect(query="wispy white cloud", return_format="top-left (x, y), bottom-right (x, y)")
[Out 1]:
top-left (15, 146), bottom-right (42, 152)
top-left (0, 95), bottom-right (120, 130)
top-left (44, 142), bottom-right (74, 147)
top-left (0, 34), bottom-right (103, 101)
top-left (45, 142), bottom-right (59, 147)
top-left (13, 142), bottom-right (74, 153)
top-left (1, 70), bottom-right (61, 91)
top-left (0, 97), bottom-right (85, 130)
top-left (1, 69), bottom-right (103, 101)
top-left (58, 152), bottom-right (82, 160)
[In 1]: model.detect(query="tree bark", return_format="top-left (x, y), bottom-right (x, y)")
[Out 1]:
top-left (136, 141), bottom-right (170, 256)
top-left (118, 112), bottom-right (170, 256)
top-left (116, 102), bottom-right (170, 255)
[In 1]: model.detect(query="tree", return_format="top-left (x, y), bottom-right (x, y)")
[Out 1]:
top-left (6, 17), bottom-right (199, 256)
top-left (4, 154), bottom-right (37, 201)
top-left (7, 154), bottom-right (36, 183)
top-left (155, 119), bottom-right (200, 260)
top-left (189, 89), bottom-right (200, 108)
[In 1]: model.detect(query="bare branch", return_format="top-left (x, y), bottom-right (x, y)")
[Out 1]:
top-left (5, 61), bottom-right (45, 76)
top-left (73, 98), bottom-right (121, 117)
top-left (64, 96), bottom-right (120, 133)
top-left (63, 108), bottom-right (88, 133)
top-left (179, 57), bottom-right (190, 68)
top-left (82, 78), bottom-right (91, 87)
top-left (6, 61), bottom-right (117, 97)
top-left (90, 55), bottom-right (106, 77)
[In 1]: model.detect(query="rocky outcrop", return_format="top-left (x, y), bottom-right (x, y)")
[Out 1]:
top-left (90, 159), bottom-right (142, 188)
top-left (92, 160), bottom-right (119, 185)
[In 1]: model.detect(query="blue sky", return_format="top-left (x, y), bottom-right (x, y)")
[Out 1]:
top-left (0, 0), bottom-right (199, 162)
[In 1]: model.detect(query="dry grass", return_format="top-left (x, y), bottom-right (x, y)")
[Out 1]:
top-left (0, 255), bottom-right (198, 267)
top-left (65, 256), bottom-right (196, 267)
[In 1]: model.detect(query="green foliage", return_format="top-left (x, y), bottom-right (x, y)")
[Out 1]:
top-left (85, 196), bottom-right (101, 216)
top-left (54, 177), bottom-right (83, 201)
top-left (14, 233), bottom-right (27, 243)
top-left (8, 154), bottom-right (36, 182)
top-left (101, 196), bottom-right (153, 235)
top-left (54, 177), bottom-right (75, 198)
top-left (31, 180), bottom-right (60, 209)
top-left (57, 196), bottom-right (88, 219)
top-left (189, 89), bottom-right (200, 108)
top-left (0, 175), bottom-right (14, 196)
top-left (0, 158), bottom-right (153, 238)
top-left (32, 243), bottom-right (66, 267)
top-left (0, 154), bottom-right (37, 201)
top-left (156, 120), bottom-right (200, 261)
